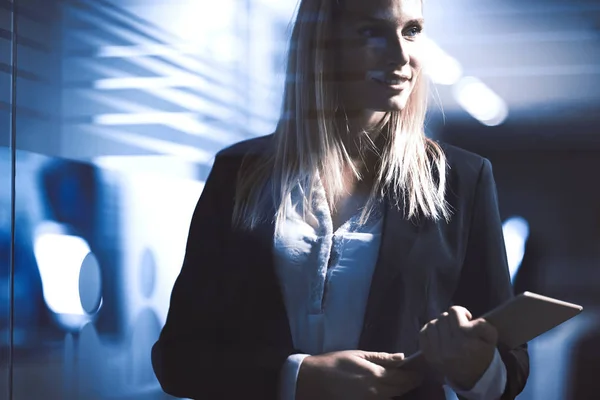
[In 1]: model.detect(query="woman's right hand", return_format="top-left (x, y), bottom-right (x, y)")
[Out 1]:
top-left (295, 350), bottom-right (424, 400)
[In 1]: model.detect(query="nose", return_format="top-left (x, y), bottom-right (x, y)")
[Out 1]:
top-left (386, 34), bottom-right (409, 67)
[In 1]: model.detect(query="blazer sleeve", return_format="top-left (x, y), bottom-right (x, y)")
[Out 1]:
top-left (451, 158), bottom-right (530, 400)
top-left (151, 155), bottom-right (293, 399)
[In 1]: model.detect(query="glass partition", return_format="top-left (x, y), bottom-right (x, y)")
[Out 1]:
top-left (0, 2), bottom-right (14, 398)
top-left (11, 0), bottom-right (296, 398)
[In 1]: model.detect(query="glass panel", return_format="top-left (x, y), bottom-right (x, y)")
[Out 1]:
top-left (0, 1), bottom-right (13, 399)
top-left (12, 0), bottom-right (66, 398)
top-left (12, 0), bottom-right (297, 398)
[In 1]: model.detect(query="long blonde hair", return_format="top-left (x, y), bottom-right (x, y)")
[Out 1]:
top-left (232, 0), bottom-right (450, 230)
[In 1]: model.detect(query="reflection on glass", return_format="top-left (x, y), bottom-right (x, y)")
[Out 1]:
top-left (11, 0), bottom-right (297, 398)
top-left (0, 2), bottom-right (14, 398)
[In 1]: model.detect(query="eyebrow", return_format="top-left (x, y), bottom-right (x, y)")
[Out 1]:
top-left (346, 11), bottom-right (424, 26)
top-left (364, 16), bottom-right (425, 26)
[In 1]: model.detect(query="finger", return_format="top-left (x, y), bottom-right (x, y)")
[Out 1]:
top-left (469, 318), bottom-right (499, 344)
top-left (357, 357), bottom-right (389, 383)
top-left (421, 321), bottom-right (442, 367)
top-left (449, 306), bottom-right (472, 327)
top-left (361, 351), bottom-right (390, 363)
top-left (436, 315), bottom-right (455, 355)
top-left (444, 309), bottom-right (465, 341)
top-left (439, 312), bottom-right (457, 339)
top-left (372, 353), bottom-right (406, 368)
top-left (428, 322), bottom-right (441, 357)
top-left (363, 351), bottom-right (405, 367)
top-left (418, 322), bottom-right (432, 356)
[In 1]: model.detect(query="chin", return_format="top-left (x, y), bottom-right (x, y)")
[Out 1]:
top-left (367, 90), bottom-right (412, 112)
top-left (387, 100), bottom-right (408, 111)
top-left (371, 96), bottom-right (409, 112)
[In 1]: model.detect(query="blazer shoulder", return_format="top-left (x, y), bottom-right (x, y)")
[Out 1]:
top-left (439, 142), bottom-right (487, 172)
top-left (202, 134), bottom-right (274, 196)
top-left (216, 133), bottom-right (275, 161)
top-left (437, 141), bottom-right (491, 195)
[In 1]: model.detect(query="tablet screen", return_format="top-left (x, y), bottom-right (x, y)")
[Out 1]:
top-left (482, 291), bottom-right (582, 349)
top-left (397, 291), bottom-right (583, 371)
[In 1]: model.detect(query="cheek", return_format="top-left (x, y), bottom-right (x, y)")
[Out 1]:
top-left (340, 39), bottom-right (384, 70)
top-left (340, 49), bottom-right (366, 72)
top-left (407, 44), bottom-right (425, 70)
top-left (365, 37), bottom-right (388, 51)
top-left (362, 37), bottom-right (390, 64)
top-left (342, 40), bottom-right (425, 74)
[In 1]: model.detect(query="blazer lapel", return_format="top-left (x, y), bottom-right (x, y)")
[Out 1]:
top-left (358, 197), bottom-right (427, 351)
top-left (249, 190), bottom-right (298, 351)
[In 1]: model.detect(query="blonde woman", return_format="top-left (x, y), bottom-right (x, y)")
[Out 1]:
top-left (152, 0), bottom-right (529, 399)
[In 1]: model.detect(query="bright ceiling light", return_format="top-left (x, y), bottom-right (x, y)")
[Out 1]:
top-left (422, 36), bottom-right (463, 86)
top-left (453, 76), bottom-right (509, 126)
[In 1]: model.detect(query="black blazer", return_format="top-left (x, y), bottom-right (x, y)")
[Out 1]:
top-left (151, 134), bottom-right (529, 400)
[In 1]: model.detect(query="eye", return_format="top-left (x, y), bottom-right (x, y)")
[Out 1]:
top-left (404, 25), bottom-right (423, 38)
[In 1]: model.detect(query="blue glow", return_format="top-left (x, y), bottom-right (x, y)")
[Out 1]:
top-left (502, 216), bottom-right (530, 283)
top-left (32, 221), bottom-right (103, 332)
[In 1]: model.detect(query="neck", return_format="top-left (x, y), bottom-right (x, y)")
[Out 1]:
top-left (340, 109), bottom-right (386, 138)
top-left (337, 109), bottom-right (387, 170)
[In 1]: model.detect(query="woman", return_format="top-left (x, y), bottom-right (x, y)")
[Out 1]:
top-left (152, 0), bottom-right (529, 398)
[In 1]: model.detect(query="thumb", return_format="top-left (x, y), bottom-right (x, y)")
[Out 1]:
top-left (363, 352), bottom-right (405, 367)
top-left (470, 318), bottom-right (498, 345)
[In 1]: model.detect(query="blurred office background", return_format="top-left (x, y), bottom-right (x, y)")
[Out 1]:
top-left (0, 0), bottom-right (599, 398)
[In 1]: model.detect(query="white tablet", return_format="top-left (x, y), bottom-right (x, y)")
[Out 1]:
top-left (397, 291), bottom-right (583, 372)
top-left (480, 291), bottom-right (582, 349)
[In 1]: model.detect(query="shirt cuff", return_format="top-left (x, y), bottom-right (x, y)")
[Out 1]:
top-left (279, 353), bottom-right (311, 400)
top-left (447, 348), bottom-right (507, 400)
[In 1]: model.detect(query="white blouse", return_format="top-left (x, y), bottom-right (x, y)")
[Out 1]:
top-left (272, 177), bottom-right (506, 400)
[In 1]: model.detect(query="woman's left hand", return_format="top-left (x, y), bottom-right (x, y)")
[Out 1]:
top-left (418, 306), bottom-right (498, 390)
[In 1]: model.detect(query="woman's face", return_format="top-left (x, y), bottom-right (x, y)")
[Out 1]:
top-left (335, 0), bottom-right (424, 113)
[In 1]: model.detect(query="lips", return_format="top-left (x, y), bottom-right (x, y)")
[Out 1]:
top-left (367, 71), bottom-right (411, 92)
top-left (367, 70), bottom-right (410, 92)
top-left (367, 70), bottom-right (411, 83)
top-left (374, 77), bottom-right (406, 85)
